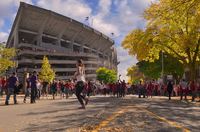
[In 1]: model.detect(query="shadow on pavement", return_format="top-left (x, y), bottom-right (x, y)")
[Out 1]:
top-left (21, 96), bottom-right (121, 131)
top-left (20, 96), bottom-right (200, 132)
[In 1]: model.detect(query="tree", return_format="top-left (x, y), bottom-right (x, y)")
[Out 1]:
top-left (0, 44), bottom-right (16, 74)
top-left (137, 53), bottom-right (184, 80)
top-left (96, 67), bottom-right (117, 84)
top-left (127, 66), bottom-right (144, 84)
top-left (122, 0), bottom-right (200, 80)
top-left (39, 56), bottom-right (55, 83)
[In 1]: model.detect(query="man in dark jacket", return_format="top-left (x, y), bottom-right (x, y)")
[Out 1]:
top-left (30, 71), bottom-right (38, 103)
top-left (167, 80), bottom-right (173, 100)
top-left (5, 72), bottom-right (18, 105)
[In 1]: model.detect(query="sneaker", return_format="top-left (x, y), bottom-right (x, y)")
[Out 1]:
top-left (78, 105), bottom-right (85, 109)
top-left (5, 102), bottom-right (9, 105)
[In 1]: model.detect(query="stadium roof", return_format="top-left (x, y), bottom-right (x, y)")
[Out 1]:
top-left (7, 2), bottom-right (114, 52)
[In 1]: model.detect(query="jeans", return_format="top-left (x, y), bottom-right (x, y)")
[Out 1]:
top-left (197, 91), bottom-right (200, 100)
top-left (180, 89), bottom-right (187, 100)
top-left (65, 88), bottom-right (69, 98)
top-left (31, 87), bottom-right (37, 103)
top-left (24, 88), bottom-right (31, 101)
top-left (75, 81), bottom-right (85, 106)
top-left (191, 91), bottom-right (196, 101)
top-left (5, 88), bottom-right (17, 104)
top-left (138, 88), bottom-right (145, 98)
top-left (168, 90), bottom-right (172, 100)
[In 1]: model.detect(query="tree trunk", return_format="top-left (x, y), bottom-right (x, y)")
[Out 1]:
top-left (188, 63), bottom-right (196, 81)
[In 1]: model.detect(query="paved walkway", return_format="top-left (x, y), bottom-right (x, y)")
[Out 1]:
top-left (0, 95), bottom-right (200, 132)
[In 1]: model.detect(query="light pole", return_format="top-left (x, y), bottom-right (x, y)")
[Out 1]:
top-left (85, 16), bottom-right (94, 27)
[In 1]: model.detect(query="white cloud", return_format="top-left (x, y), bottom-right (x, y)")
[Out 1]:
top-left (0, 19), bottom-right (4, 28)
top-left (0, 0), bottom-right (33, 43)
top-left (91, 0), bottom-right (119, 36)
top-left (0, 32), bottom-right (9, 43)
top-left (0, 0), bottom-right (33, 18)
top-left (116, 46), bottom-right (138, 82)
top-left (97, 0), bottom-right (112, 17)
top-left (37, 0), bottom-right (92, 22)
top-left (92, 18), bottom-right (119, 36)
top-left (0, 0), bottom-right (14, 18)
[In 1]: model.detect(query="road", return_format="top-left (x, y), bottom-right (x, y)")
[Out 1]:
top-left (0, 95), bottom-right (200, 132)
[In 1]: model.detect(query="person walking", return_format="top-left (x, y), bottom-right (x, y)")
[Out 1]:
top-left (190, 81), bottom-right (196, 102)
top-left (51, 80), bottom-right (57, 100)
top-left (30, 71), bottom-right (38, 104)
top-left (87, 81), bottom-right (93, 97)
top-left (1, 77), bottom-right (7, 96)
top-left (60, 81), bottom-right (65, 99)
top-left (180, 79), bottom-right (188, 100)
top-left (116, 80), bottom-right (121, 98)
top-left (0, 77), bottom-right (2, 96)
top-left (42, 81), bottom-right (48, 97)
top-left (167, 81), bottom-right (173, 100)
top-left (112, 83), bottom-right (117, 97)
top-left (138, 81), bottom-right (145, 98)
top-left (121, 80), bottom-right (126, 97)
top-left (64, 80), bottom-right (70, 99)
top-left (74, 59), bottom-right (88, 109)
top-left (147, 81), bottom-right (153, 98)
top-left (23, 73), bottom-right (31, 103)
top-left (5, 72), bottom-right (18, 105)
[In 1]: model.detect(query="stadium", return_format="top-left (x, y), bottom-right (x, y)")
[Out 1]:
top-left (6, 2), bottom-right (118, 81)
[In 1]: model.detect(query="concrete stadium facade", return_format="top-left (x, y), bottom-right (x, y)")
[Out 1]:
top-left (6, 2), bottom-right (118, 81)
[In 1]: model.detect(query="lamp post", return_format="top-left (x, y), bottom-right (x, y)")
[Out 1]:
top-left (161, 50), bottom-right (165, 84)
top-left (161, 50), bottom-right (164, 78)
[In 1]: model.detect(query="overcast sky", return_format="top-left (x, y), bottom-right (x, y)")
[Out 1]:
top-left (0, 0), bottom-right (155, 81)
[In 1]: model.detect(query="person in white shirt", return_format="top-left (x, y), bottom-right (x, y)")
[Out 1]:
top-left (74, 59), bottom-right (88, 109)
top-left (179, 79), bottom-right (188, 100)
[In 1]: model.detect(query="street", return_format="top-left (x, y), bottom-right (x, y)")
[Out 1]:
top-left (0, 95), bottom-right (200, 132)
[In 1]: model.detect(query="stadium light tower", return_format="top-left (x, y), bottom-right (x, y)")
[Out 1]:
top-left (85, 16), bottom-right (93, 27)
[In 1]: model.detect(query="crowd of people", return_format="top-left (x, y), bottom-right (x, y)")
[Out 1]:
top-left (1, 61), bottom-right (200, 107)
top-left (134, 79), bottom-right (200, 101)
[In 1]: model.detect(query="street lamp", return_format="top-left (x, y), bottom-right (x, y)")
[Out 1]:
top-left (161, 50), bottom-right (164, 79)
